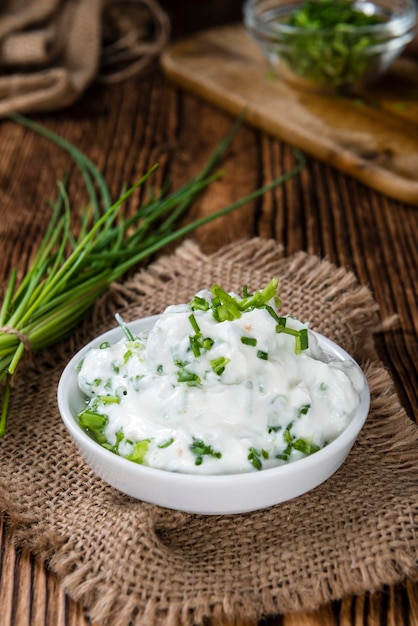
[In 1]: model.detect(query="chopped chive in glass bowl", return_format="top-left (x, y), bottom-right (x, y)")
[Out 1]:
top-left (243, 0), bottom-right (417, 93)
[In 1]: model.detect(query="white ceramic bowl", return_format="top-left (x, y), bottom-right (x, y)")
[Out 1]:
top-left (57, 316), bottom-right (370, 515)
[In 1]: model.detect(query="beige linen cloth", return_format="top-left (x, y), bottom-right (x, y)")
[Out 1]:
top-left (0, 0), bottom-right (170, 116)
top-left (0, 238), bottom-right (417, 626)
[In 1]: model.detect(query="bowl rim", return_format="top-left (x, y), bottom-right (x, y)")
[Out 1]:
top-left (243, 0), bottom-right (417, 37)
top-left (57, 314), bottom-right (370, 488)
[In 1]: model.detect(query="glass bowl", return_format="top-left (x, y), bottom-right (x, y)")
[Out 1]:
top-left (243, 0), bottom-right (417, 92)
top-left (57, 315), bottom-right (370, 515)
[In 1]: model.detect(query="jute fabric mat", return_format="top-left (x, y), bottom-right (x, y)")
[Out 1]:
top-left (0, 238), bottom-right (417, 626)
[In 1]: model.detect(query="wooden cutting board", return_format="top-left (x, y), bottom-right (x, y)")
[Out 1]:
top-left (161, 24), bottom-right (418, 206)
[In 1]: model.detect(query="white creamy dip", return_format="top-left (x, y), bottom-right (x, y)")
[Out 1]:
top-left (77, 281), bottom-right (365, 475)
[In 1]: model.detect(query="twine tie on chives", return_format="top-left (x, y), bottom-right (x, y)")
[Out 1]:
top-left (0, 327), bottom-right (32, 353)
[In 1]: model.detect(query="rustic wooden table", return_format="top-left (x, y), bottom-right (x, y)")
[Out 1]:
top-left (0, 36), bottom-right (417, 626)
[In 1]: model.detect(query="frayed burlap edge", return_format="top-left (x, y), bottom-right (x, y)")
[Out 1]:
top-left (0, 238), bottom-right (416, 626)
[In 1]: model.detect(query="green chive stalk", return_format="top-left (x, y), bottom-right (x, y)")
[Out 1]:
top-left (0, 114), bottom-right (305, 435)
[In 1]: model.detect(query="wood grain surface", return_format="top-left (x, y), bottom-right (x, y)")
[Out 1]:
top-left (0, 65), bottom-right (417, 626)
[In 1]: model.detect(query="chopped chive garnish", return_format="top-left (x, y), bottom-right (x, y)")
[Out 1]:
top-left (276, 319), bottom-right (309, 354)
top-left (241, 336), bottom-right (257, 346)
top-left (78, 410), bottom-right (107, 430)
top-left (102, 429), bottom-right (124, 454)
top-left (189, 295), bottom-right (209, 311)
top-left (190, 437), bottom-right (222, 465)
top-left (300, 328), bottom-right (309, 350)
top-left (188, 333), bottom-right (214, 358)
top-left (248, 447), bottom-right (263, 470)
top-left (189, 335), bottom-right (201, 358)
top-left (157, 364), bottom-right (164, 374)
top-left (210, 285), bottom-right (242, 321)
top-left (240, 278), bottom-right (279, 310)
top-left (293, 439), bottom-right (320, 456)
top-left (99, 395), bottom-right (121, 404)
top-left (298, 404), bottom-right (310, 417)
top-left (188, 313), bottom-right (201, 334)
top-left (123, 349), bottom-right (133, 364)
top-left (210, 356), bottom-right (230, 376)
top-left (158, 437), bottom-right (174, 448)
top-left (276, 421), bottom-right (320, 459)
top-left (202, 337), bottom-right (214, 351)
top-left (177, 370), bottom-right (201, 386)
top-left (283, 423), bottom-right (293, 444)
top-left (257, 350), bottom-right (268, 360)
top-left (265, 304), bottom-right (281, 323)
top-left (124, 439), bottom-right (151, 464)
top-left (100, 341), bottom-right (110, 349)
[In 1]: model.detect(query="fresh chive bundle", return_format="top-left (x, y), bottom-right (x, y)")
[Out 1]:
top-left (0, 114), bottom-right (305, 436)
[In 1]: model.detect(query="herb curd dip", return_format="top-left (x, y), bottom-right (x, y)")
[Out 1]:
top-left (77, 280), bottom-right (365, 475)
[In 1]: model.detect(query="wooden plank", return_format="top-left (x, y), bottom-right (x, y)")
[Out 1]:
top-left (161, 24), bottom-right (418, 205)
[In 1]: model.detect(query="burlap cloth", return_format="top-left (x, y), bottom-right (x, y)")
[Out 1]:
top-left (0, 238), bottom-right (417, 626)
top-left (0, 0), bottom-right (170, 116)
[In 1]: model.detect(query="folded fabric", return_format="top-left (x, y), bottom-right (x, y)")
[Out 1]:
top-left (0, 0), bottom-right (170, 116)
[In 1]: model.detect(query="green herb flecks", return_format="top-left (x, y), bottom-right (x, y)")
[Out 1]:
top-left (190, 295), bottom-right (210, 311)
top-left (123, 350), bottom-right (133, 364)
top-left (190, 437), bottom-right (222, 466)
top-left (188, 313), bottom-right (200, 334)
top-left (293, 438), bottom-right (320, 455)
top-left (193, 335), bottom-right (215, 353)
top-left (158, 437), bottom-right (174, 449)
top-left (188, 313), bottom-right (214, 358)
top-left (276, 317), bottom-right (309, 354)
top-left (240, 336), bottom-right (257, 346)
top-left (177, 369), bottom-right (201, 386)
top-left (78, 409), bottom-right (107, 431)
top-left (102, 429), bottom-right (124, 454)
top-left (189, 335), bottom-right (201, 358)
top-left (275, 422), bottom-right (320, 460)
top-left (210, 356), bottom-right (230, 376)
top-left (280, 0), bottom-right (385, 88)
top-left (124, 439), bottom-right (151, 464)
top-left (257, 350), bottom-right (269, 361)
top-left (77, 408), bottom-right (108, 444)
top-left (99, 395), bottom-right (121, 404)
top-left (248, 446), bottom-right (269, 470)
top-left (240, 279), bottom-right (280, 311)
top-left (208, 278), bottom-right (281, 323)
